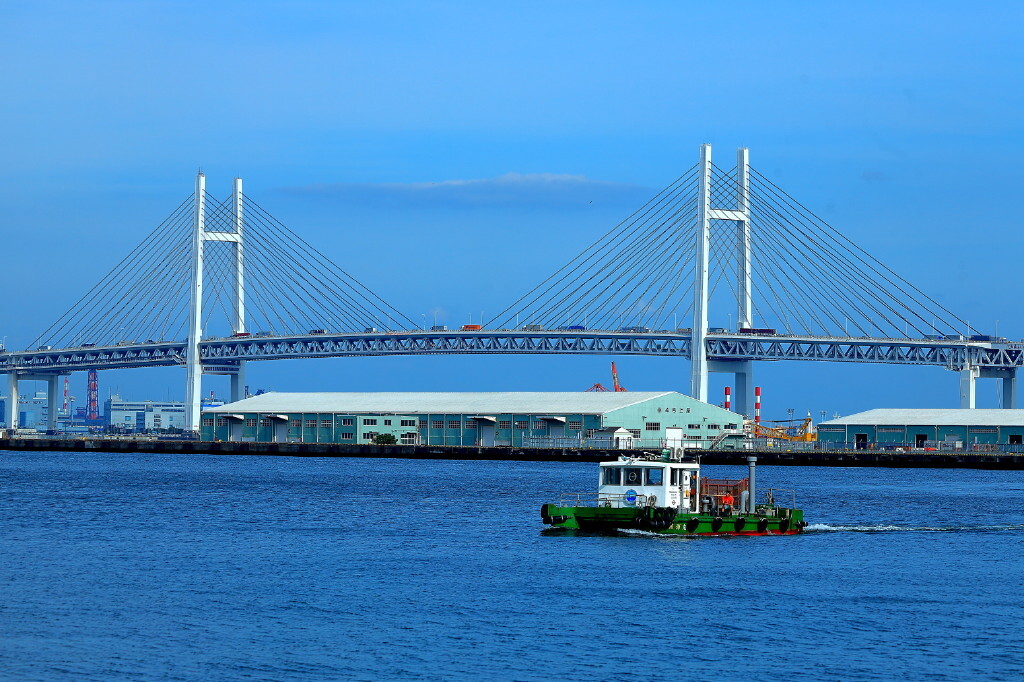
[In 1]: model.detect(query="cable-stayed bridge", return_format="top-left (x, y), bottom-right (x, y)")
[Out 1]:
top-left (3, 145), bottom-right (1020, 432)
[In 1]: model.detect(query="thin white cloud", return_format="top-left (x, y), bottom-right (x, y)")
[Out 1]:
top-left (282, 173), bottom-right (647, 208)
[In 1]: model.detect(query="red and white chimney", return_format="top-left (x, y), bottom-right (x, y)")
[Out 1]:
top-left (724, 386), bottom-right (731, 411)
top-left (754, 386), bottom-right (762, 424)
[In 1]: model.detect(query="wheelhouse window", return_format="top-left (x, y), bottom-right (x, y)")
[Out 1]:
top-left (645, 468), bottom-right (664, 486)
top-left (602, 467), bottom-right (622, 485)
top-left (622, 468), bottom-right (643, 486)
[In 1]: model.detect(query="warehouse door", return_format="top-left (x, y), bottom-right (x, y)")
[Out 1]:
top-left (854, 433), bottom-right (868, 449)
top-left (915, 434), bottom-right (928, 447)
top-left (478, 422), bottom-right (495, 446)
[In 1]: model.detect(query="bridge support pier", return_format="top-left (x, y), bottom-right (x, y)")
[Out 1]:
top-left (230, 364), bottom-right (246, 403)
top-left (975, 367), bottom-right (1017, 409)
top-left (45, 375), bottom-right (59, 432)
top-left (5, 373), bottom-right (19, 429)
top-left (959, 367), bottom-right (979, 409)
top-left (708, 360), bottom-right (754, 417)
top-left (3, 373), bottom-right (64, 431)
top-left (1003, 371), bottom-right (1017, 409)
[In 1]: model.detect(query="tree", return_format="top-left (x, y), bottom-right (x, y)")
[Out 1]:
top-left (372, 433), bottom-right (397, 445)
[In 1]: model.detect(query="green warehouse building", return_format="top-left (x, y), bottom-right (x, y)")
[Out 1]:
top-left (817, 409), bottom-right (1024, 449)
top-left (200, 391), bottom-right (743, 448)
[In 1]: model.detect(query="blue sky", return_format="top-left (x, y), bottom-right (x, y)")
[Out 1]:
top-left (1, 1), bottom-right (1022, 417)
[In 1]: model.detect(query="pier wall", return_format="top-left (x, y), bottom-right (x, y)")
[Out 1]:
top-left (1, 437), bottom-right (1023, 469)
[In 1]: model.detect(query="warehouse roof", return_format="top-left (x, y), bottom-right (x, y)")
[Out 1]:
top-left (821, 408), bottom-right (1024, 427)
top-left (205, 391), bottom-right (689, 415)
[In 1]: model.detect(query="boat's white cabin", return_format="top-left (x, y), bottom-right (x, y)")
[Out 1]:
top-left (598, 456), bottom-right (700, 510)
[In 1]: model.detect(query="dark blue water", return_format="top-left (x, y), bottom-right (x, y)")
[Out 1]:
top-left (1, 452), bottom-right (1022, 681)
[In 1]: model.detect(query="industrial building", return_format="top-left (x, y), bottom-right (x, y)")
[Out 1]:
top-left (817, 409), bottom-right (1024, 449)
top-left (0, 391), bottom-right (51, 430)
top-left (106, 396), bottom-right (224, 432)
top-left (200, 392), bottom-right (744, 448)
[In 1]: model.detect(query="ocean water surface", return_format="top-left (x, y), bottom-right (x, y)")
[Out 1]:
top-left (1, 451), bottom-right (1022, 680)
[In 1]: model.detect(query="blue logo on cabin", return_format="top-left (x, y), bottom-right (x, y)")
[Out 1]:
top-left (624, 489), bottom-right (638, 506)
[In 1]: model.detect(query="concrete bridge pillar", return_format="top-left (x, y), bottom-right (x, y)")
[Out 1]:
top-left (959, 367), bottom-right (979, 409)
top-left (45, 375), bottom-right (59, 432)
top-left (708, 360), bottom-right (754, 417)
top-left (977, 367), bottom-right (1017, 409)
top-left (229, 364), bottom-right (247, 403)
top-left (5, 373), bottom-right (19, 429)
top-left (1003, 371), bottom-right (1017, 409)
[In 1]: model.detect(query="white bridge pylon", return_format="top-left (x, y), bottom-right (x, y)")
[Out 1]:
top-left (691, 144), bottom-right (755, 416)
top-left (185, 172), bottom-right (246, 431)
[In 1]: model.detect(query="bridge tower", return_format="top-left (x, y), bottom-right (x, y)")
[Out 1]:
top-left (690, 144), bottom-right (755, 416)
top-left (185, 173), bottom-right (247, 432)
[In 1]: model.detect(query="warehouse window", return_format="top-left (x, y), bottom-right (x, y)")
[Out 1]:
top-left (260, 418), bottom-right (274, 427)
top-left (465, 419), bottom-right (476, 429)
top-left (567, 420), bottom-right (582, 430)
top-left (218, 418), bottom-right (230, 427)
top-left (341, 418), bottom-right (354, 426)
top-left (400, 419), bottom-right (416, 427)
top-left (362, 432), bottom-right (377, 440)
top-left (688, 424), bottom-right (701, 429)
top-left (401, 432), bottom-right (417, 444)
top-left (448, 420), bottom-right (461, 429)
top-left (514, 421), bottom-right (529, 429)
top-left (498, 420), bottom-right (512, 429)
top-left (585, 429), bottom-right (597, 438)
top-left (533, 420), bottom-right (547, 429)
top-left (629, 429), bottom-right (641, 438)
top-left (432, 420), bottom-right (444, 429)
top-left (725, 423), bottom-right (738, 430)
top-left (305, 420), bottom-right (316, 428)
top-left (363, 418), bottom-right (377, 426)
top-left (289, 419), bottom-right (301, 428)
top-left (645, 422), bottom-right (661, 431)
top-left (246, 418), bottom-right (257, 427)
top-left (707, 424), bottom-right (720, 430)
top-left (320, 419), bottom-right (332, 428)
top-left (202, 418), bottom-right (214, 427)
top-left (339, 432), bottom-right (354, 440)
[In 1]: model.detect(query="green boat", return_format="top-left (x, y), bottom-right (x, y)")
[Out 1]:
top-left (541, 452), bottom-right (806, 535)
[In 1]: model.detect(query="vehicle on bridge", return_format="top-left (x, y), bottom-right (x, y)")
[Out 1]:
top-left (738, 327), bottom-right (777, 335)
top-left (541, 453), bottom-right (806, 536)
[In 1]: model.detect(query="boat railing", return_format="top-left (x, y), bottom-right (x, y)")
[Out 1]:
top-left (558, 492), bottom-right (656, 508)
top-left (762, 488), bottom-right (796, 510)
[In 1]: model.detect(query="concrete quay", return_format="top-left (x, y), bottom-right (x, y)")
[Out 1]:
top-left (2, 437), bottom-right (1023, 469)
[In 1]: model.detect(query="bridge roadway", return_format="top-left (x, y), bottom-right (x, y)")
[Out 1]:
top-left (2, 331), bottom-right (1020, 373)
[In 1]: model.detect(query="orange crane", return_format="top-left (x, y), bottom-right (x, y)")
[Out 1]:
top-left (611, 362), bottom-right (627, 392)
top-left (586, 363), bottom-right (628, 392)
top-left (751, 416), bottom-right (816, 442)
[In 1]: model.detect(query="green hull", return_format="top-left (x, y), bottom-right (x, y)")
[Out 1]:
top-left (541, 503), bottom-right (806, 535)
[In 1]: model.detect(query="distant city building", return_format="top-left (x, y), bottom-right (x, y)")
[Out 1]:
top-left (105, 395), bottom-right (224, 431)
top-left (0, 391), bottom-right (51, 430)
top-left (200, 391), bottom-right (744, 447)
